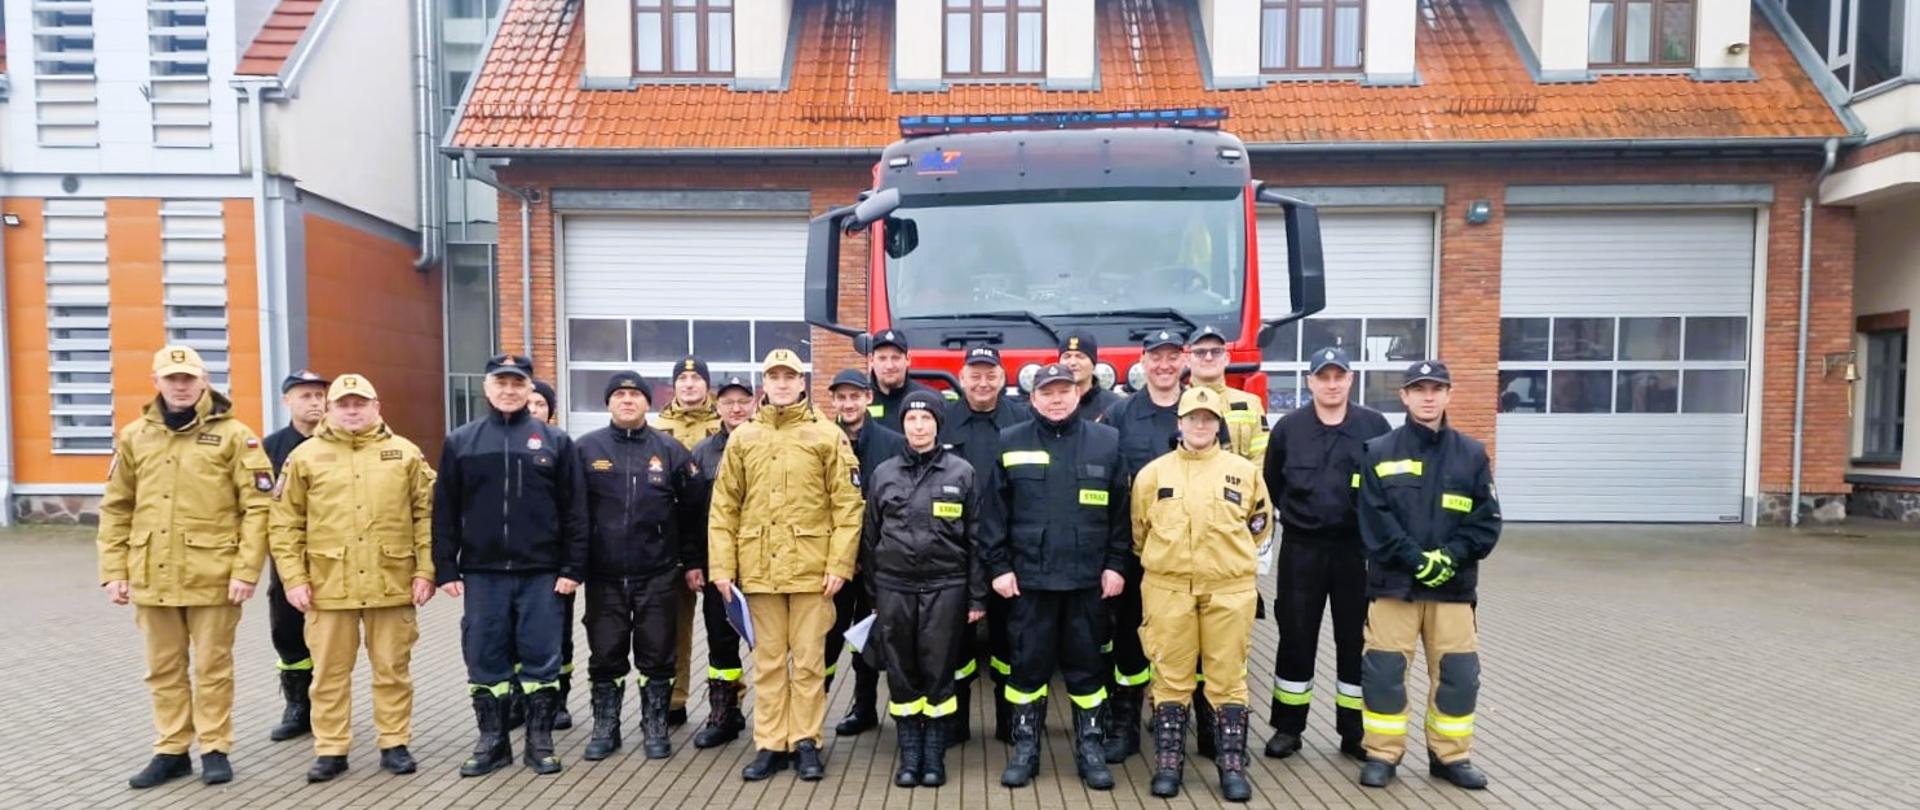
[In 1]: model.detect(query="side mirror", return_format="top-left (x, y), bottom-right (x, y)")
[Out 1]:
top-left (851, 187), bottom-right (901, 230)
top-left (852, 333), bottom-right (874, 356)
top-left (1254, 185), bottom-right (1327, 332)
top-left (805, 203), bottom-right (862, 338)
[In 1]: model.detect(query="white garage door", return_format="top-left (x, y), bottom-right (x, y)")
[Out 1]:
top-left (559, 213), bottom-right (811, 432)
top-left (1259, 211), bottom-right (1436, 416)
top-left (1497, 210), bottom-right (1756, 522)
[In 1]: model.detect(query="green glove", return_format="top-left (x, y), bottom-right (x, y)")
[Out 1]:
top-left (1415, 549), bottom-right (1455, 587)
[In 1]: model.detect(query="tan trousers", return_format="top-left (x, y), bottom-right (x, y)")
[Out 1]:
top-left (1139, 583), bottom-right (1256, 708)
top-left (746, 592), bottom-right (835, 751)
top-left (306, 605), bottom-right (420, 756)
top-left (135, 604), bottom-right (243, 754)
top-left (671, 588), bottom-right (696, 710)
top-left (1360, 599), bottom-right (1479, 764)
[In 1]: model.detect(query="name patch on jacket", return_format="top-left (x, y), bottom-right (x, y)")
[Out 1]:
top-left (932, 501), bottom-right (964, 519)
top-left (196, 433), bottom-right (223, 446)
top-left (380, 449), bottom-right (403, 461)
top-left (1078, 489), bottom-right (1109, 506)
top-left (1222, 488), bottom-right (1243, 505)
top-left (591, 458), bottom-right (614, 472)
top-left (1157, 487), bottom-right (1175, 500)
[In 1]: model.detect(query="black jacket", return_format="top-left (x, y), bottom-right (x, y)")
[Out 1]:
top-left (1358, 419), bottom-right (1502, 602)
top-left (574, 423), bottom-right (701, 581)
top-left (685, 426), bottom-right (732, 573)
top-left (861, 445), bottom-right (986, 610)
top-left (940, 396), bottom-right (1031, 479)
top-left (1073, 385), bottom-right (1124, 425)
top-left (263, 425), bottom-right (311, 476)
top-left (845, 419), bottom-right (908, 496)
top-left (1265, 405), bottom-right (1393, 544)
top-left (978, 413), bottom-right (1130, 591)
top-left (868, 378), bottom-right (940, 432)
top-left (430, 407), bottom-right (589, 584)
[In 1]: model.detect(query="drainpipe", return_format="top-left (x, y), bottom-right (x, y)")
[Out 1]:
top-left (240, 79), bottom-right (285, 429)
top-left (460, 151), bottom-right (534, 355)
top-left (411, 0), bottom-right (441, 271)
top-left (1790, 138), bottom-right (1841, 527)
top-left (0, 200), bottom-right (14, 527)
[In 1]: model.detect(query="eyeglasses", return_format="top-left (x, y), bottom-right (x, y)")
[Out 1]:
top-left (1190, 348), bottom-right (1227, 359)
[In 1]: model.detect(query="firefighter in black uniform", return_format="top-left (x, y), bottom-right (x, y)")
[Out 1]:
top-left (980, 363), bottom-right (1129, 790)
top-left (823, 368), bottom-right (907, 735)
top-left (864, 390), bottom-right (985, 788)
top-left (1355, 360), bottom-right (1500, 791)
top-left (518, 378), bottom-right (575, 731)
top-left (1060, 330), bottom-right (1122, 423)
top-left (263, 369), bottom-right (328, 743)
top-left (1094, 330), bottom-right (1187, 763)
top-left (431, 354), bottom-right (590, 777)
top-left (1263, 347), bottom-right (1391, 760)
top-left (576, 371), bottom-right (701, 762)
top-left (686, 374), bottom-right (756, 749)
top-left (866, 329), bottom-right (940, 431)
top-left (939, 346), bottom-right (1029, 745)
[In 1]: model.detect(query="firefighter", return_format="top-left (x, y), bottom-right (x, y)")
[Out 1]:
top-left (1355, 360), bottom-right (1500, 791)
top-left (98, 346), bottom-right (273, 789)
top-left (686, 375), bottom-right (757, 749)
top-left (862, 390), bottom-right (986, 788)
top-left (1130, 387), bottom-right (1272, 801)
top-left (1093, 329), bottom-right (1189, 763)
top-left (1059, 330), bottom-right (1122, 423)
top-left (263, 369), bottom-right (329, 744)
top-left (576, 371), bottom-right (702, 762)
top-left (658, 356), bottom-right (720, 725)
top-left (979, 363), bottom-right (1129, 790)
top-left (709, 349), bottom-right (864, 782)
top-left (938, 346), bottom-right (1029, 745)
top-left (269, 374), bottom-right (436, 782)
top-left (822, 368), bottom-right (906, 736)
top-left (431, 354), bottom-right (589, 777)
top-left (866, 329), bottom-right (941, 431)
top-left (519, 378), bottom-right (575, 731)
top-left (529, 379), bottom-right (558, 423)
top-left (1263, 347), bottom-right (1390, 760)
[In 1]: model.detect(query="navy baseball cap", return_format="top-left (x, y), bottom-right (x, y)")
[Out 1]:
top-left (1142, 329), bottom-right (1184, 352)
top-left (871, 329), bottom-right (910, 353)
top-left (1187, 326), bottom-right (1228, 346)
top-left (280, 369), bottom-right (329, 394)
top-left (1403, 360), bottom-right (1453, 387)
top-left (485, 354), bottom-right (533, 378)
top-left (1032, 363), bottom-right (1076, 389)
top-left (829, 368), bottom-right (873, 391)
top-left (963, 345), bottom-right (1002, 366)
top-left (715, 374), bottom-right (754, 397)
top-left (1308, 347), bottom-right (1353, 374)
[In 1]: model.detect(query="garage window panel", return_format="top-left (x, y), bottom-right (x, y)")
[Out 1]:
top-left (1265, 316), bottom-right (1428, 414)
top-left (569, 319), bottom-right (628, 362)
top-left (1499, 315), bottom-right (1746, 415)
top-left (628, 319), bottom-right (690, 361)
top-left (693, 320), bottom-right (753, 363)
top-left (1616, 369), bottom-right (1679, 413)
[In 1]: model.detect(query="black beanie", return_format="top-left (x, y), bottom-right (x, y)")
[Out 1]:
top-left (674, 357), bottom-right (712, 387)
top-left (531, 379), bottom-right (558, 412)
top-left (901, 390), bottom-right (946, 432)
top-left (604, 371), bottom-right (652, 404)
top-left (1060, 330), bottom-right (1099, 364)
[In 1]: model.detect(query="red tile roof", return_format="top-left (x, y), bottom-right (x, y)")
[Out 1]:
top-left (450, 0), bottom-right (1848, 152)
top-left (237, 0), bottom-right (324, 76)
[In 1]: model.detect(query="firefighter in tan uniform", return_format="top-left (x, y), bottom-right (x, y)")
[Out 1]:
top-left (97, 346), bottom-right (273, 789)
top-left (1130, 387), bottom-right (1273, 802)
top-left (269, 374), bottom-right (437, 783)
top-left (708, 349), bottom-right (864, 782)
top-left (657, 355), bottom-right (721, 725)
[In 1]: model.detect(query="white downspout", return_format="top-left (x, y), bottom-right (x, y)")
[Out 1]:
top-left (242, 80), bottom-right (284, 428)
top-left (1790, 138), bottom-right (1841, 527)
top-left (411, 0), bottom-right (441, 271)
top-left (460, 151), bottom-right (533, 354)
top-left (0, 200), bottom-right (14, 527)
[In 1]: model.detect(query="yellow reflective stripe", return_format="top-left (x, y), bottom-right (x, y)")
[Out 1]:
top-left (1350, 473), bottom-right (1361, 489)
top-left (1335, 693), bottom-right (1365, 710)
top-left (1067, 687), bottom-right (1109, 709)
top-left (1427, 712), bottom-right (1475, 738)
top-left (1193, 671), bottom-right (1207, 683)
top-left (276, 658), bottom-right (314, 672)
top-left (1227, 412), bottom-right (1261, 424)
top-left (1362, 711), bottom-right (1408, 735)
top-left (888, 697), bottom-right (927, 717)
top-left (1441, 493), bottom-right (1473, 513)
top-left (560, 662), bottom-right (575, 675)
top-left (1114, 667), bottom-right (1153, 687)
top-left (1249, 434), bottom-right (1270, 452)
top-left (708, 666), bottom-right (743, 682)
top-left (1272, 686), bottom-right (1313, 706)
top-left (1374, 459), bottom-right (1424, 478)
top-left (925, 695), bottom-right (960, 717)
top-left (932, 501), bottom-right (964, 519)
top-left (1099, 640), bottom-right (1115, 654)
top-left (471, 681), bottom-right (513, 698)
top-left (824, 662), bottom-right (839, 678)
top-left (990, 657), bottom-right (1012, 676)
top-left (521, 679), bottom-right (560, 693)
top-left (1004, 684), bottom-right (1049, 704)
top-left (1002, 450), bottom-right (1050, 467)
top-left (954, 658), bottom-right (978, 680)
top-left (867, 405), bottom-right (885, 418)
top-left (1079, 489), bottom-right (1110, 506)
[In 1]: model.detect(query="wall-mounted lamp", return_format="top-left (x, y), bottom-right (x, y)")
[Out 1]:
top-left (1465, 200), bottom-right (1493, 225)
top-left (1727, 42), bottom-right (1749, 55)
top-left (1, 214), bottom-right (19, 227)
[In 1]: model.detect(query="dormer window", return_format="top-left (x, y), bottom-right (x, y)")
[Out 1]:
top-left (1260, 0), bottom-right (1364, 74)
top-left (635, 0), bottom-right (734, 76)
top-left (944, 0), bottom-right (1046, 78)
top-left (1587, 0), bottom-right (1693, 68)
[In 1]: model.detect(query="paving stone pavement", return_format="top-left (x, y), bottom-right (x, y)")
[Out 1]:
top-left (2, 522), bottom-right (1917, 809)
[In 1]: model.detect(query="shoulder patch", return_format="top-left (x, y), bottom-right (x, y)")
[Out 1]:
top-left (271, 473), bottom-right (288, 501)
top-left (1248, 511), bottom-right (1269, 535)
top-left (851, 467), bottom-right (862, 488)
top-left (245, 437), bottom-right (260, 449)
top-left (254, 471), bottom-right (275, 492)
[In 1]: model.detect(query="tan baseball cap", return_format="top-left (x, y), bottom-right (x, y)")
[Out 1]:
top-left (327, 373), bottom-right (379, 401)
top-left (762, 349), bottom-right (806, 375)
top-left (152, 345), bottom-right (206, 378)
top-left (1177, 386), bottom-right (1225, 419)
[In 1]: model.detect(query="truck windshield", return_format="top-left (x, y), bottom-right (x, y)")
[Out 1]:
top-left (883, 192), bottom-right (1247, 335)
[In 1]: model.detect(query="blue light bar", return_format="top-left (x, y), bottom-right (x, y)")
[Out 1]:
top-left (898, 108), bottom-right (1229, 137)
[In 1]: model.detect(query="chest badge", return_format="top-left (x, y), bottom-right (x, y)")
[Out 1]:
top-left (196, 433), bottom-right (222, 447)
top-left (648, 455), bottom-right (664, 473)
top-left (527, 435), bottom-right (543, 451)
top-left (591, 458), bottom-right (614, 472)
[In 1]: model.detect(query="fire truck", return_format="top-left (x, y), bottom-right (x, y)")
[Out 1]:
top-left (804, 109), bottom-right (1326, 405)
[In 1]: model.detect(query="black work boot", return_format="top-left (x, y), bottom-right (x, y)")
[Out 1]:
top-left (582, 681), bottom-right (623, 761)
top-left (921, 712), bottom-right (951, 786)
top-left (505, 680), bottom-right (527, 731)
top-left (1071, 704), bottom-right (1115, 790)
top-left (1429, 753), bottom-right (1490, 790)
top-left (999, 699), bottom-right (1043, 787)
top-left (640, 680), bottom-right (673, 760)
top-left (693, 679), bottom-right (745, 748)
top-left (305, 755), bottom-right (348, 783)
top-left (835, 668), bottom-right (881, 735)
top-left (522, 688), bottom-right (563, 774)
top-left (379, 746), bottom-right (416, 774)
top-left (1358, 758), bottom-right (1397, 788)
top-left (948, 683), bottom-right (972, 746)
top-left (553, 671), bottom-right (574, 730)
top-left (992, 684), bottom-right (1014, 744)
top-left (1148, 702), bottom-right (1188, 798)
top-left (1264, 730), bottom-right (1302, 759)
top-left (128, 753), bottom-right (192, 789)
top-left (1340, 737), bottom-right (1367, 760)
top-left (742, 749), bottom-right (789, 781)
top-left (1103, 684), bottom-right (1141, 763)
top-left (1194, 692), bottom-right (1218, 759)
top-left (270, 668), bottom-right (313, 741)
top-left (794, 739), bottom-right (826, 781)
top-left (893, 716), bottom-right (925, 787)
top-left (460, 692), bottom-right (513, 777)
top-left (1215, 704), bottom-right (1253, 802)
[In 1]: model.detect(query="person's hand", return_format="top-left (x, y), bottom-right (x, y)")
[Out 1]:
top-left (685, 569), bottom-right (706, 593)
top-left (103, 580), bottom-right (130, 606)
top-left (822, 574), bottom-right (845, 598)
top-left (714, 579), bottom-right (734, 603)
top-left (411, 578), bottom-right (435, 607)
top-left (440, 580), bottom-right (464, 598)
top-left (1414, 549), bottom-right (1455, 588)
top-left (992, 572), bottom-right (1020, 599)
top-left (285, 583), bottom-right (314, 613)
top-left (1100, 569), bottom-right (1124, 599)
top-left (555, 577), bottom-right (580, 596)
top-left (967, 609), bottom-right (985, 624)
top-left (227, 578), bottom-right (256, 605)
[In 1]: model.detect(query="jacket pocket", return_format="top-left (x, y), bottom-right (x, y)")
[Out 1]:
top-left (734, 526), bottom-right (766, 582)
top-left (127, 530), bottom-right (152, 588)
top-left (380, 544), bottom-right (415, 596)
top-left (1011, 525), bottom-right (1046, 576)
top-left (308, 545), bottom-right (348, 601)
top-left (181, 531), bottom-right (238, 590)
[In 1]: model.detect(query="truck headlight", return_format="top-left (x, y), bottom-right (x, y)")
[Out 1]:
top-left (1094, 363), bottom-right (1117, 391)
top-left (1126, 362), bottom-right (1146, 392)
top-left (1017, 363), bottom-right (1041, 393)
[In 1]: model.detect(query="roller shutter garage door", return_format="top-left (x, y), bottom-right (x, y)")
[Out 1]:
top-left (558, 213), bottom-right (811, 433)
top-left (1497, 210), bottom-right (1756, 522)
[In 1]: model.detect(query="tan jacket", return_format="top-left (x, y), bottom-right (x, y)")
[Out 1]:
top-left (707, 399), bottom-right (863, 594)
top-left (1130, 442), bottom-right (1273, 594)
top-left (1195, 380), bottom-right (1270, 463)
top-left (96, 391), bottom-right (272, 607)
top-left (269, 421), bottom-right (436, 610)
top-left (657, 398), bottom-right (722, 451)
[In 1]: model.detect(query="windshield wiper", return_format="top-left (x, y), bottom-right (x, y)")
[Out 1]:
top-left (909, 311), bottom-right (1060, 345)
top-left (1058, 307), bottom-right (1200, 335)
